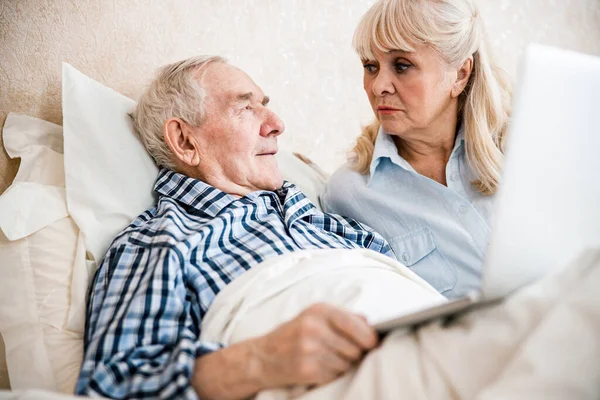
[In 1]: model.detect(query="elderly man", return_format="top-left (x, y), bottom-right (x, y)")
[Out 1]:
top-left (76, 56), bottom-right (389, 399)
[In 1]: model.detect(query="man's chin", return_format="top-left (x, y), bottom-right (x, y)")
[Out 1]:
top-left (262, 170), bottom-right (284, 191)
top-left (254, 158), bottom-right (284, 189)
top-left (269, 176), bottom-right (285, 191)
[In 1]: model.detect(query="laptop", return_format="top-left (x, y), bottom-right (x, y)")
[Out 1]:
top-left (374, 43), bottom-right (600, 333)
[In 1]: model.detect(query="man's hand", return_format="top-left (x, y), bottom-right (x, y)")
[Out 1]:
top-left (250, 303), bottom-right (378, 387)
top-left (193, 303), bottom-right (377, 400)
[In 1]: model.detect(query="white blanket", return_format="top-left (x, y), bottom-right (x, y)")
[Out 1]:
top-left (201, 249), bottom-right (445, 345)
top-left (202, 248), bottom-right (600, 400)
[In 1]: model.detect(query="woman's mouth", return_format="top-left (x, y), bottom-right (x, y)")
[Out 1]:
top-left (377, 106), bottom-right (402, 115)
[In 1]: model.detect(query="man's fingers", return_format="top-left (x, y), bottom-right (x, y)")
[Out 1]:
top-left (320, 326), bottom-right (364, 362)
top-left (326, 306), bottom-right (378, 350)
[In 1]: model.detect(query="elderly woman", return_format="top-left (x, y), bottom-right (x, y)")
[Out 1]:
top-left (322, 0), bottom-right (511, 298)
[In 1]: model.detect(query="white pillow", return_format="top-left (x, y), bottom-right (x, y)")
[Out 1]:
top-left (275, 151), bottom-right (328, 208)
top-left (0, 114), bottom-right (90, 393)
top-left (62, 63), bottom-right (159, 262)
top-left (62, 63), bottom-right (328, 263)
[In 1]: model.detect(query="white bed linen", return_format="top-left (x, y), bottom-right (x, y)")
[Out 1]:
top-left (201, 248), bottom-right (445, 345)
top-left (0, 390), bottom-right (88, 399)
top-left (287, 248), bottom-right (600, 400)
top-left (0, 115), bottom-right (90, 393)
top-left (202, 248), bottom-right (600, 400)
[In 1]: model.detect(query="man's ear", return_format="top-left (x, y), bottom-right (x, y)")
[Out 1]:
top-left (451, 56), bottom-right (474, 98)
top-left (163, 118), bottom-right (201, 167)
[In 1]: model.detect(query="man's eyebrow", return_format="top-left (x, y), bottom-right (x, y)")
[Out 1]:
top-left (235, 92), bottom-right (270, 106)
top-left (236, 92), bottom-right (254, 102)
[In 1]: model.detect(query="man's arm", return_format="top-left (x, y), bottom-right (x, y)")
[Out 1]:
top-left (79, 243), bottom-right (377, 399)
top-left (192, 303), bottom-right (378, 400)
top-left (77, 245), bottom-right (222, 399)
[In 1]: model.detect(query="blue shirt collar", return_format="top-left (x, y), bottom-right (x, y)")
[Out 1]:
top-left (154, 168), bottom-right (317, 223)
top-left (369, 126), bottom-right (414, 182)
top-left (368, 125), bottom-right (465, 185)
top-left (453, 125), bottom-right (465, 154)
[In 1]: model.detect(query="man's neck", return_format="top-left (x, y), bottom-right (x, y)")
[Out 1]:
top-left (202, 176), bottom-right (253, 198)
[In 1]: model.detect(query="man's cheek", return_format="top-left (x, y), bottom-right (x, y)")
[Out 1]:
top-left (227, 136), bottom-right (252, 152)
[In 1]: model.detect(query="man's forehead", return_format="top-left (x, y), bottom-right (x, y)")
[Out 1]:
top-left (199, 63), bottom-right (265, 101)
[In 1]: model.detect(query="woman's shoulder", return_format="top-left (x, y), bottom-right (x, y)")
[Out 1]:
top-left (327, 161), bottom-right (369, 186)
top-left (327, 162), bottom-right (367, 191)
top-left (322, 162), bottom-right (369, 212)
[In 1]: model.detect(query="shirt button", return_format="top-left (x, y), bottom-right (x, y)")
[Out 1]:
top-left (402, 252), bottom-right (410, 262)
top-left (451, 173), bottom-right (459, 181)
top-left (459, 205), bottom-right (468, 214)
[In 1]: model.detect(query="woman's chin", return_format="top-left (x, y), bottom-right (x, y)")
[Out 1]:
top-left (380, 121), bottom-right (409, 136)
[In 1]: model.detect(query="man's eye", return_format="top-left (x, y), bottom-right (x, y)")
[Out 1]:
top-left (363, 64), bottom-right (377, 73)
top-left (395, 63), bottom-right (411, 73)
top-left (244, 105), bottom-right (253, 111)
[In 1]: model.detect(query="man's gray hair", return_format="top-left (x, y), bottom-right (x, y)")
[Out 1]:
top-left (132, 55), bottom-right (227, 170)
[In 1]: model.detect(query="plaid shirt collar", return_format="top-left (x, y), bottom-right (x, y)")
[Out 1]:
top-left (154, 168), bottom-right (316, 223)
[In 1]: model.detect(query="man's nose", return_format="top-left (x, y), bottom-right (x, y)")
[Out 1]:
top-left (260, 108), bottom-right (285, 137)
top-left (371, 69), bottom-right (396, 97)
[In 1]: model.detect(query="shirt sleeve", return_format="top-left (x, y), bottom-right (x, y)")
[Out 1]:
top-left (76, 243), bottom-right (221, 399)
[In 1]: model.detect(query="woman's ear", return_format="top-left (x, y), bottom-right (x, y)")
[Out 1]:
top-left (163, 118), bottom-right (201, 167)
top-left (451, 56), bottom-right (474, 98)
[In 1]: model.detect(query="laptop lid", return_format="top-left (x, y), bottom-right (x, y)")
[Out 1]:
top-left (482, 44), bottom-right (600, 299)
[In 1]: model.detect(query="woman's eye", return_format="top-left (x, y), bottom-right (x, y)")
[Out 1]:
top-left (395, 63), bottom-right (411, 73)
top-left (363, 64), bottom-right (377, 73)
top-left (244, 105), bottom-right (253, 111)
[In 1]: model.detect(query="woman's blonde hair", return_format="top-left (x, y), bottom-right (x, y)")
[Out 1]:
top-left (351, 0), bottom-right (511, 195)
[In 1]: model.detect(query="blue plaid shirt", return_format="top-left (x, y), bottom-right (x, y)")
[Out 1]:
top-left (76, 168), bottom-right (393, 399)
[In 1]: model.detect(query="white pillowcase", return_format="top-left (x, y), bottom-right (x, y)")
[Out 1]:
top-left (275, 151), bottom-right (327, 208)
top-left (62, 63), bottom-right (328, 263)
top-left (0, 114), bottom-right (90, 393)
top-left (62, 63), bottom-right (159, 263)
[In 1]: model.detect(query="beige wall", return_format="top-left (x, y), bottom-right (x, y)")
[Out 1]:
top-left (1, 0), bottom-right (599, 194)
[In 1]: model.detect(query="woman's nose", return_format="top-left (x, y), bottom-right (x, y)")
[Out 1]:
top-left (371, 69), bottom-right (396, 97)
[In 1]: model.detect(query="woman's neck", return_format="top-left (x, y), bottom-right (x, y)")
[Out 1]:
top-left (393, 114), bottom-right (459, 186)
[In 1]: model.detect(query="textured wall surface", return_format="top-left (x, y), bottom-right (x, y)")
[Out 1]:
top-left (1, 0), bottom-right (600, 194)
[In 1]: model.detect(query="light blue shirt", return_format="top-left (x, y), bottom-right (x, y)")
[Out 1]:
top-left (322, 128), bottom-right (494, 298)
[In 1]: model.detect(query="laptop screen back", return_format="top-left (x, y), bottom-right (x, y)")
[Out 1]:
top-left (482, 44), bottom-right (600, 299)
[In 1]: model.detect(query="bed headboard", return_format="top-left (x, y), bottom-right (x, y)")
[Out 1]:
top-left (2, 0), bottom-right (599, 195)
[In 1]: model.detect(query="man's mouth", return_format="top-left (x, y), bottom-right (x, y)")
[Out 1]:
top-left (256, 150), bottom-right (278, 156)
